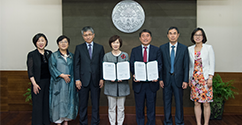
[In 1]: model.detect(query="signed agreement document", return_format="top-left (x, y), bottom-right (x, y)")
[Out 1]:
top-left (134, 60), bottom-right (158, 81)
top-left (103, 61), bottom-right (130, 81)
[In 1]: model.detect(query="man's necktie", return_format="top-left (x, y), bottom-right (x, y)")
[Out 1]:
top-left (88, 44), bottom-right (92, 59)
top-left (143, 47), bottom-right (147, 62)
top-left (170, 46), bottom-right (175, 73)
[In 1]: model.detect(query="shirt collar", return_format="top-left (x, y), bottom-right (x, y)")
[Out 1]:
top-left (169, 42), bottom-right (178, 48)
top-left (86, 41), bottom-right (93, 46)
top-left (58, 49), bottom-right (70, 56)
top-left (141, 44), bottom-right (150, 49)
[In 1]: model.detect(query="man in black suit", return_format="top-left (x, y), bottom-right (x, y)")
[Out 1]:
top-left (130, 29), bottom-right (162, 125)
top-left (159, 27), bottom-right (189, 125)
top-left (74, 26), bottom-right (105, 125)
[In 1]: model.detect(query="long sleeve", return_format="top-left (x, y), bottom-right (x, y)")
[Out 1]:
top-left (157, 48), bottom-right (162, 81)
top-left (208, 45), bottom-right (215, 76)
top-left (183, 47), bottom-right (189, 83)
top-left (48, 53), bottom-right (62, 81)
top-left (74, 46), bottom-right (81, 81)
top-left (99, 46), bottom-right (105, 80)
top-left (27, 53), bottom-right (34, 78)
top-left (130, 49), bottom-right (135, 75)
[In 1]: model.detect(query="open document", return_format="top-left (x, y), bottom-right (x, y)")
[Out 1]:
top-left (103, 61), bottom-right (130, 81)
top-left (134, 60), bottom-right (158, 81)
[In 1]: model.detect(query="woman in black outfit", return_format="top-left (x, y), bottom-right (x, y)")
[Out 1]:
top-left (26, 33), bottom-right (52, 125)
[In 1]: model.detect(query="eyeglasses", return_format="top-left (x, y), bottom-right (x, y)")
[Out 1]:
top-left (194, 34), bottom-right (203, 37)
top-left (83, 34), bottom-right (93, 37)
top-left (59, 41), bottom-right (68, 44)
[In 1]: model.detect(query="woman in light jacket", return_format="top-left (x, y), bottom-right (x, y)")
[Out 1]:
top-left (103, 35), bottom-right (130, 125)
top-left (188, 28), bottom-right (215, 125)
top-left (49, 35), bottom-right (78, 125)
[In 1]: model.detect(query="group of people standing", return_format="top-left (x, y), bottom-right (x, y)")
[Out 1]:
top-left (26, 26), bottom-right (215, 125)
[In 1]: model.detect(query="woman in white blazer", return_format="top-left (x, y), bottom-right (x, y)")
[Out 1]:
top-left (188, 28), bottom-right (215, 125)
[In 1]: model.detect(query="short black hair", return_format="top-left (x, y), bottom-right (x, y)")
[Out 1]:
top-left (190, 27), bottom-right (207, 44)
top-left (139, 29), bottom-right (152, 37)
top-left (32, 33), bottom-right (48, 48)
top-left (109, 35), bottom-right (122, 48)
top-left (56, 35), bottom-right (70, 45)
top-left (167, 26), bottom-right (179, 34)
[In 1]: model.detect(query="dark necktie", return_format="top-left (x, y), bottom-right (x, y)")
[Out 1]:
top-left (170, 46), bottom-right (175, 73)
top-left (88, 44), bottom-right (92, 59)
top-left (143, 47), bottom-right (147, 62)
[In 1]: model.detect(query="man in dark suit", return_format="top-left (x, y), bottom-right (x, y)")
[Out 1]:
top-left (159, 27), bottom-right (189, 125)
top-left (130, 29), bottom-right (162, 125)
top-left (74, 26), bottom-right (105, 125)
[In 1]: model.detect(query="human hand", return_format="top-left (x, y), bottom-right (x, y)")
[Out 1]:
top-left (152, 79), bottom-right (158, 82)
top-left (75, 80), bottom-right (82, 90)
top-left (159, 81), bottom-right (164, 88)
top-left (189, 80), bottom-right (192, 87)
top-left (60, 74), bottom-right (71, 83)
top-left (182, 82), bottom-right (188, 89)
top-left (99, 79), bottom-right (104, 88)
top-left (133, 75), bottom-right (140, 82)
top-left (33, 84), bottom-right (41, 94)
top-left (207, 79), bottom-right (213, 88)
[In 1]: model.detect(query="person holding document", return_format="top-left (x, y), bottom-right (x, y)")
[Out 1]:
top-left (130, 29), bottom-right (162, 125)
top-left (103, 35), bottom-right (130, 125)
top-left (159, 27), bottom-right (189, 125)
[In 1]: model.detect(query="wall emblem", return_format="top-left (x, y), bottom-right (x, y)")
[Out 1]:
top-left (112, 0), bottom-right (145, 33)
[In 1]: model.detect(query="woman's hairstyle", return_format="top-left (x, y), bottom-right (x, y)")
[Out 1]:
top-left (109, 35), bottom-right (122, 48)
top-left (191, 27), bottom-right (207, 44)
top-left (56, 35), bottom-right (70, 45)
top-left (32, 33), bottom-right (48, 47)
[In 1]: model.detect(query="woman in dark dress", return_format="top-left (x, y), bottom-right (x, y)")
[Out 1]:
top-left (26, 33), bottom-right (52, 125)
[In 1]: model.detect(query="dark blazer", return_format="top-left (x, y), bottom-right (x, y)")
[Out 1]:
top-left (27, 49), bottom-right (52, 83)
top-left (130, 45), bottom-right (162, 93)
top-left (159, 42), bottom-right (189, 87)
top-left (74, 42), bottom-right (104, 87)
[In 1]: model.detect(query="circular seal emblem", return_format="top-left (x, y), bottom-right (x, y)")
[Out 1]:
top-left (112, 0), bottom-right (145, 33)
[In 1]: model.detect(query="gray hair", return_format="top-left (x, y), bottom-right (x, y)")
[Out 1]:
top-left (81, 26), bottom-right (94, 35)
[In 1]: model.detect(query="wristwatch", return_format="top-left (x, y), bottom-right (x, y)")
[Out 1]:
top-left (209, 78), bottom-right (212, 80)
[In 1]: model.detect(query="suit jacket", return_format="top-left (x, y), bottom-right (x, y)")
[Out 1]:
top-left (27, 49), bottom-right (52, 83)
top-left (130, 45), bottom-right (162, 93)
top-left (159, 42), bottom-right (189, 88)
top-left (74, 42), bottom-right (104, 87)
top-left (188, 44), bottom-right (215, 80)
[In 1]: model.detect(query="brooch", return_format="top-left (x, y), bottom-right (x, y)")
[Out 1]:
top-left (121, 54), bottom-right (126, 59)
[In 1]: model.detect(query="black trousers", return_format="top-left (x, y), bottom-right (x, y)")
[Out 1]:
top-left (31, 78), bottom-right (50, 125)
top-left (78, 81), bottom-right (100, 125)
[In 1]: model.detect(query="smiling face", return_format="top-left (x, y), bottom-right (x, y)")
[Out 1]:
top-left (82, 30), bottom-right (95, 44)
top-left (111, 39), bottom-right (120, 51)
top-left (58, 38), bottom-right (69, 51)
top-left (193, 30), bottom-right (203, 44)
top-left (167, 29), bottom-right (180, 44)
top-left (36, 36), bottom-right (47, 50)
top-left (139, 32), bottom-right (152, 46)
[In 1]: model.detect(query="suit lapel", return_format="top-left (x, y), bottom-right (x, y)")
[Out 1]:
top-left (82, 43), bottom-right (91, 60)
top-left (165, 43), bottom-right (171, 65)
top-left (92, 42), bottom-right (97, 60)
top-left (138, 46), bottom-right (143, 61)
top-left (148, 45), bottom-right (153, 61)
top-left (174, 42), bottom-right (181, 65)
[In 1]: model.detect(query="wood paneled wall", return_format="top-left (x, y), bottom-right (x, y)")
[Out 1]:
top-left (1, 71), bottom-right (241, 115)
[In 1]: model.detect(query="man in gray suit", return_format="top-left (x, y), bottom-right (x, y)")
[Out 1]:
top-left (159, 27), bottom-right (189, 125)
top-left (74, 26), bottom-right (105, 125)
